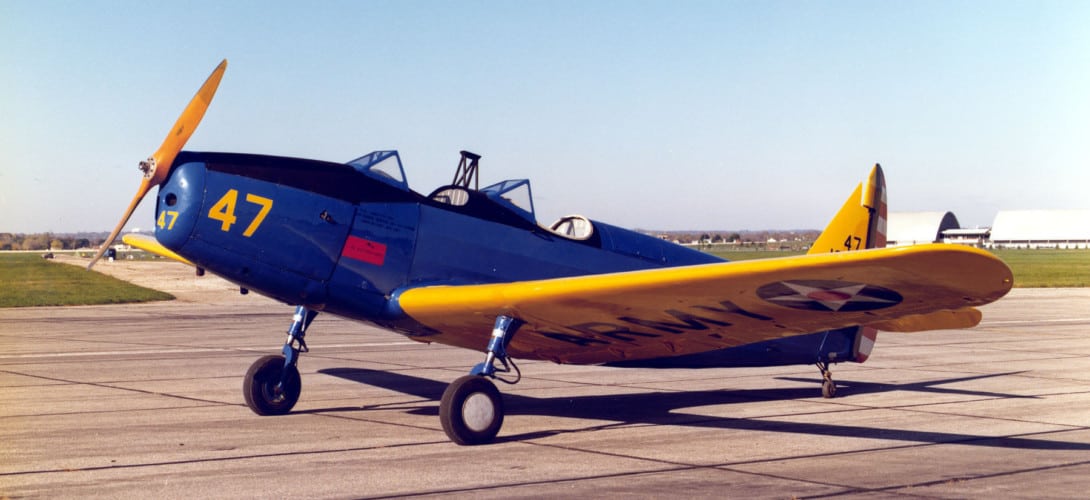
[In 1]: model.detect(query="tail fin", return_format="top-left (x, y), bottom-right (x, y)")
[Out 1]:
top-left (809, 164), bottom-right (887, 254)
top-left (809, 164), bottom-right (888, 363)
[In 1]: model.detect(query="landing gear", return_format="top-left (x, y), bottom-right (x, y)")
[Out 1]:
top-left (439, 315), bottom-right (522, 445)
top-left (817, 361), bottom-right (837, 398)
top-left (244, 305), bottom-right (316, 416)
top-left (440, 375), bottom-right (504, 445)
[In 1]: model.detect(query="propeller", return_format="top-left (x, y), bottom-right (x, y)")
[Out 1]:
top-left (88, 59), bottom-right (228, 270)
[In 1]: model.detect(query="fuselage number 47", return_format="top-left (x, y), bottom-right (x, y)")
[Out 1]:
top-left (207, 189), bottom-right (274, 237)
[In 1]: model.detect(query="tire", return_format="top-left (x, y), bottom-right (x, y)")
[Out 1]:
top-left (821, 379), bottom-right (837, 399)
top-left (243, 355), bottom-right (301, 415)
top-left (439, 375), bottom-right (504, 445)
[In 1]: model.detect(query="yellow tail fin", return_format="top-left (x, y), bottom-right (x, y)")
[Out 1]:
top-left (808, 164), bottom-right (888, 363)
top-left (809, 164), bottom-right (887, 254)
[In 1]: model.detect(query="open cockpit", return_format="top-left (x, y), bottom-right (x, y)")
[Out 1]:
top-left (349, 149), bottom-right (596, 241)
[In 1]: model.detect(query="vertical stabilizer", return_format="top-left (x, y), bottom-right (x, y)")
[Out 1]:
top-left (808, 164), bottom-right (888, 363)
top-left (808, 164), bottom-right (887, 254)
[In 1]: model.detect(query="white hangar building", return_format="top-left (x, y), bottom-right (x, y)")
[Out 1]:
top-left (886, 211), bottom-right (961, 246)
top-left (989, 210), bottom-right (1090, 249)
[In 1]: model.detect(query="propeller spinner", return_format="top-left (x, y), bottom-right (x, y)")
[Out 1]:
top-left (88, 59), bottom-right (228, 270)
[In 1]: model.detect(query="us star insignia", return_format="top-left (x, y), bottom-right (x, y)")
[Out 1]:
top-left (757, 280), bottom-right (902, 312)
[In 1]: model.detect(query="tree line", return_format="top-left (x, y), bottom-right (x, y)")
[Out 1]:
top-left (0, 233), bottom-right (107, 251)
top-left (658, 230), bottom-right (820, 245)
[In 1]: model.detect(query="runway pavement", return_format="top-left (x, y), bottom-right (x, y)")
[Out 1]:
top-left (2, 260), bottom-right (1090, 498)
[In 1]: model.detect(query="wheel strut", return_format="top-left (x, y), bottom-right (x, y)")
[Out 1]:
top-left (281, 306), bottom-right (317, 380)
top-left (470, 315), bottom-right (523, 384)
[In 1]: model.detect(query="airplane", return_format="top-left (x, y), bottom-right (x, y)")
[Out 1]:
top-left (89, 60), bottom-right (1013, 445)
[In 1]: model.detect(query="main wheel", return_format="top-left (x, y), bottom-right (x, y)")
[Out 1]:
top-left (440, 375), bottom-right (504, 445)
top-left (244, 355), bottom-right (301, 415)
top-left (821, 378), bottom-right (837, 399)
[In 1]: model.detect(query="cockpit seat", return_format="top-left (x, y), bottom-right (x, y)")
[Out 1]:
top-left (430, 186), bottom-right (470, 206)
top-left (549, 215), bottom-right (594, 240)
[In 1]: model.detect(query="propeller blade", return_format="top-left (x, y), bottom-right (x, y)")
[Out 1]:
top-left (88, 59), bottom-right (228, 270)
top-left (146, 59), bottom-right (228, 186)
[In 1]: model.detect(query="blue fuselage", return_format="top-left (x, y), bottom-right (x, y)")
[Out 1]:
top-left (154, 151), bottom-right (863, 368)
top-left (155, 152), bottom-right (720, 325)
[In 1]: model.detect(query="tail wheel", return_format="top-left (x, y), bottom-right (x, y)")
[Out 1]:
top-left (822, 379), bottom-right (838, 398)
top-left (244, 355), bottom-right (301, 415)
top-left (440, 375), bottom-right (504, 445)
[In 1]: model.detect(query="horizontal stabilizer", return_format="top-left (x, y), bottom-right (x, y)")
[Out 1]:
top-left (867, 307), bottom-right (982, 332)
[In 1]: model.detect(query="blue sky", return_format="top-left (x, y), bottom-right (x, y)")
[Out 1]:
top-left (2, 1), bottom-right (1088, 234)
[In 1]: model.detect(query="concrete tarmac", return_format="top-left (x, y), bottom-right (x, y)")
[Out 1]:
top-left (2, 260), bottom-right (1090, 498)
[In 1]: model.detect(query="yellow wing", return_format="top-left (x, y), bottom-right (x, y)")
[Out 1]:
top-left (122, 233), bottom-right (195, 266)
top-left (397, 244), bottom-right (1012, 364)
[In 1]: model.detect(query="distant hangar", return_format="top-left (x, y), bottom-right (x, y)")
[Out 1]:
top-left (886, 212), bottom-right (961, 246)
top-left (886, 210), bottom-right (1090, 249)
top-left (990, 210), bottom-right (1090, 249)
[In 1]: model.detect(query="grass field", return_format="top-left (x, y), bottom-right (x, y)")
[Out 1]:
top-left (990, 249), bottom-right (1090, 287)
top-left (0, 253), bottom-right (174, 307)
top-left (705, 247), bottom-right (1089, 288)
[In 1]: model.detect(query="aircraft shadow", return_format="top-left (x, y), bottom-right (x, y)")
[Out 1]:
top-left (775, 374), bottom-right (1040, 400)
top-left (318, 367), bottom-right (1089, 450)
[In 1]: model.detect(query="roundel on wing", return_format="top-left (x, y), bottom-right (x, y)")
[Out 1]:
top-left (757, 280), bottom-right (902, 312)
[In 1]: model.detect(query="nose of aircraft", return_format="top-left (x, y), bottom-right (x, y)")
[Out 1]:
top-left (152, 159), bottom-right (207, 254)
